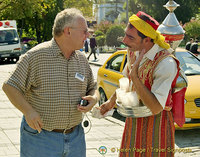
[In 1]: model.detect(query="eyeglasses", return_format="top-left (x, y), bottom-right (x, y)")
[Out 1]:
top-left (70, 27), bottom-right (89, 35)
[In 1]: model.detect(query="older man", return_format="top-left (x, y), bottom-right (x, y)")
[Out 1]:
top-left (2, 8), bottom-right (97, 157)
top-left (100, 11), bottom-right (180, 157)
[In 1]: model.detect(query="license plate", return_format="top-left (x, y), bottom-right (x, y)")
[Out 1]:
top-left (1, 54), bottom-right (10, 57)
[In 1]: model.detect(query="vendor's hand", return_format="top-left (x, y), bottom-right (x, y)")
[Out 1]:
top-left (129, 49), bottom-right (136, 65)
top-left (24, 109), bottom-right (43, 133)
top-left (100, 100), bottom-right (115, 115)
top-left (77, 95), bottom-right (97, 113)
top-left (129, 49), bottom-right (145, 80)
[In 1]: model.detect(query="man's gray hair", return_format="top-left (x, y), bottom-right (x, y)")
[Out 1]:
top-left (52, 8), bottom-right (84, 37)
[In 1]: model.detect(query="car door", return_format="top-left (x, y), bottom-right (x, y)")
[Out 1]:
top-left (100, 53), bottom-right (126, 99)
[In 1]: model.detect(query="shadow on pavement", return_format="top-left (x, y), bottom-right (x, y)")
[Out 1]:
top-left (112, 109), bottom-right (126, 122)
top-left (175, 129), bottom-right (200, 147)
top-left (0, 60), bottom-right (17, 65)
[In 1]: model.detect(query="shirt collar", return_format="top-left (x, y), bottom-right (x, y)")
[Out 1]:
top-left (51, 38), bottom-right (78, 59)
top-left (135, 44), bottom-right (164, 61)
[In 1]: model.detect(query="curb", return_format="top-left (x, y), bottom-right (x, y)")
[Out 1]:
top-left (88, 61), bottom-right (102, 67)
top-left (105, 116), bottom-right (125, 127)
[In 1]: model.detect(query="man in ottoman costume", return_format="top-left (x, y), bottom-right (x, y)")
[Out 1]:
top-left (100, 11), bottom-right (185, 157)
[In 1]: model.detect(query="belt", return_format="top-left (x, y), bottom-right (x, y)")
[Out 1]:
top-left (52, 126), bottom-right (76, 134)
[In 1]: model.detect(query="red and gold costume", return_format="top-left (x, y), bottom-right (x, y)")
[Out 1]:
top-left (118, 11), bottom-right (186, 157)
top-left (120, 50), bottom-right (180, 157)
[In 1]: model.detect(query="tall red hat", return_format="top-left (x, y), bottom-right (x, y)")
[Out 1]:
top-left (136, 11), bottom-right (159, 30)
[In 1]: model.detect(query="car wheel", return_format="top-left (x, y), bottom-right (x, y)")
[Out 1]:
top-left (99, 88), bottom-right (107, 106)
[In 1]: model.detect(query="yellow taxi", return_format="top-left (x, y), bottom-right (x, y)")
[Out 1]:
top-left (97, 49), bottom-right (200, 129)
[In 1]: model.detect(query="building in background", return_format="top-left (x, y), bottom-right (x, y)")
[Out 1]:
top-left (95, 1), bottom-right (124, 24)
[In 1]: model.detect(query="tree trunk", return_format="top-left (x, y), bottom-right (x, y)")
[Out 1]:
top-left (34, 14), bottom-right (42, 43)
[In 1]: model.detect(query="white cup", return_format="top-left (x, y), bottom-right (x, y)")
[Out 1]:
top-left (116, 88), bottom-right (126, 103)
top-left (126, 92), bottom-right (139, 107)
top-left (119, 77), bottom-right (129, 92)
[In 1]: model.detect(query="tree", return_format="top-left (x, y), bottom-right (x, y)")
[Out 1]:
top-left (95, 30), bottom-right (105, 51)
top-left (0, 0), bottom-right (94, 43)
top-left (128, 0), bottom-right (200, 24)
top-left (64, 0), bottom-right (93, 17)
top-left (94, 30), bottom-right (105, 36)
top-left (96, 35), bottom-right (106, 51)
top-left (184, 20), bottom-right (200, 40)
top-left (0, 0), bottom-right (45, 20)
top-left (95, 21), bottom-right (113, 34)
top-left (105, 10), bottom-right (120, 22)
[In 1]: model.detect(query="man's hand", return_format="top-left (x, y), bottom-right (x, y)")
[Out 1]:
top-left (129, 49), bottom-right (136, 65)
top-left (77, 95), bottom-right (97, 113)
top-left (129, 49), bottom-right (145, 81)
top-left (100, 100), bottom-right (115, 115)
top-left (2, 84), bottom-right (43, 133)
top-left (24, 110), bottom-right (43, 133)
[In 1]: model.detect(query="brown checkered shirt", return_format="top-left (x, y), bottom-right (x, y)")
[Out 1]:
top-left (5, 38), bottom-right (96, 131)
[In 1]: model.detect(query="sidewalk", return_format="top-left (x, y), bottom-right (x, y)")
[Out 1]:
top-left (85, 52), bottom-right (112, 67)
top-left (0, 62), bottom-right (123, 157)
top-left (0, 53), bottom-right (200, 157)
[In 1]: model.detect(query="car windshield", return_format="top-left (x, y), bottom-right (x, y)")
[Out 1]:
top-left (175, 51), bottom-right (200, 76)
top-left (0, 29), bottom-right (19, 45)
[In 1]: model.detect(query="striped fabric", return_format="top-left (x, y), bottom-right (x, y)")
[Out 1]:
top-left (119, 111), bottom-right (175, 157)
top-left (5, 38), bottom-right (96, 131)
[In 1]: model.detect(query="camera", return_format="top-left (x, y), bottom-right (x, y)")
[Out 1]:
top-left (80, 99), bottom-right (88, 106)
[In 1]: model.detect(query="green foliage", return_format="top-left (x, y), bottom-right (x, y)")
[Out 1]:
top-left (0, 0), bottom-right (45, 20)
top-left (105, 10), bottom-right (119, 22)
top-left (95, 21), bottom-right (113, 34)
top-left (114, 12), bottom-right (129, 24)
top-left (21, 28), bottom-right (37, 40)
top-left (128, 0), bottom-right (200, 24)
top-left (95, 30), bottom-right (105, 47)
top-left (184, 21), bottom-right (200, 40)
top-left (64, 0), bottom-right (93, 17)
top-left (27, 40), bottom-right (38, 48)
top-left (0, 0), bottom-right (94, 44)
top-left (1, 0), bottom-right (199, 45)
top-left (106, 25), bottom-right (125, 47)
top-left (94, 30), bottom-right (104, 37)
top-left (96, 35), bottom-right (105, 47)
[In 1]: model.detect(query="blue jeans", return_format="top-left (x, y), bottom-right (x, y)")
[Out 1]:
top-left (20, 117), bottom-right (86, 157)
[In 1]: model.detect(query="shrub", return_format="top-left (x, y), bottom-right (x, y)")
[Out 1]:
top-left (106, 25), bottom-right (125, 47)
top-left (184, 20), bottom-right (200, 40)
top-left (27, 40), bottom-right (38, 48)
top-left (96, 35), bottom-right (105, 47)
top-left (95, 21), bottom-right (113, 34)
top-left (94, 30), bottom-right (104, 37)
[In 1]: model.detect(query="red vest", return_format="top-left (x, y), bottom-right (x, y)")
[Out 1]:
top-left (138, 50), bottom-right (186, 127)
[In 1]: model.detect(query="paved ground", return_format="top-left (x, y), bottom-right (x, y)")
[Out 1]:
top-left (0, 50), bottom-right (200, 156)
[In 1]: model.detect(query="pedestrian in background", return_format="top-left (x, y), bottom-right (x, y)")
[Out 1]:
top-left (185, 38), bottom-right (194, 51)
top-left (84, 37), bottom-right (89, 53)
top-left (190, 39), bottom-right (199, 55)
top-left (2, 8), bottom-right (98, 157)
top-left (87, 34), bottom-right (97, 60)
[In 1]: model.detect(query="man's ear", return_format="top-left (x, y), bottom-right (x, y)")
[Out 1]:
top-left (63, 27), bottom-right (70, 36)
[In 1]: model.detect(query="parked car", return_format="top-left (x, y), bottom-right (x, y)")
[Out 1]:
top-left (97, 48), bottom-right (200, 129)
